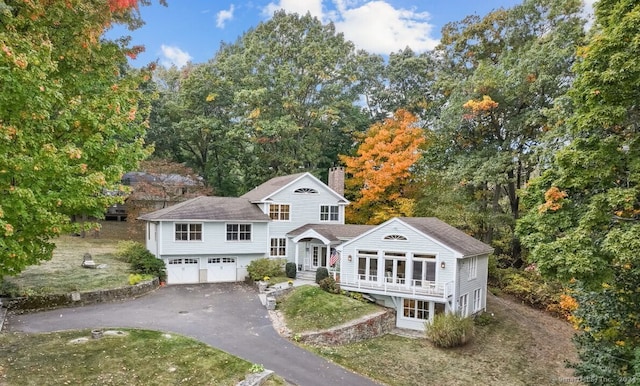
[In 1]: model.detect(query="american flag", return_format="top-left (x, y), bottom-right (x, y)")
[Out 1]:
top-left (329, 248), bottom-right (340, 267)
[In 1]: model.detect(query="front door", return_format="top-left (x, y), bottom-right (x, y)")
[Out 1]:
top-left (311, 245), bottom-right (327, 269)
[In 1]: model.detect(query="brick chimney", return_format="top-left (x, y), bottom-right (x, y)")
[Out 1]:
top-left (328, 167), bottom-right (345, 196)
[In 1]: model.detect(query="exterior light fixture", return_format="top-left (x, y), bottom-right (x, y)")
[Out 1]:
top-left (440, 261), bottom-right (446, 269)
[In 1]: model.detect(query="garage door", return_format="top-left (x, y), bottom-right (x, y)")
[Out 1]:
top-left (206, 257), bottom-right (237, 282)
top-left (166, 258), bottom-right (200, 284)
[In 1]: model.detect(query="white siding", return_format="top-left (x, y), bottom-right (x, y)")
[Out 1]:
top-left (157, 221), bottom-right (269, 256)
top-left (455, 255), bottom-right (489, 315)
top-left (339, 221), bottom-right (456, 286)
top-left (266, 175), bottom-right (346, 259)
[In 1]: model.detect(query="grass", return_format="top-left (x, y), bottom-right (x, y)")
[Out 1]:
top-left (277, 286), bottom-right (380, 333)
top-left (304, 299), bottom-right (574, 386)
top-left (0, 234), bottom-right (131, 297)
top-left (0, 329), bottom-right (289, 386)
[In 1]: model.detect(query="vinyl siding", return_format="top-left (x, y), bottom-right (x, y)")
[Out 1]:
top-left (455, 255), bottom-right (489, 316)
top-left (157, 221), bottom-right (269, 256)
top-left (339, 221), bottom-right (456, 286)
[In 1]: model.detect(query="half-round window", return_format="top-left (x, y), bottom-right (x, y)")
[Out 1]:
top-left (384, 234), bottom-right (408, 241)
top-left (294, 187), bottom-right (318, 194)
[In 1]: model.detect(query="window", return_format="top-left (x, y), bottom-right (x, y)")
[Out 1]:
top-left (473, 288), bottom-right (482, 312)
top-left (226, 224), bottom-right (251, 241)
top-left (184, 258), bottom-right (198, 264)
top-left (468, 256), bottom-right (478, 280)
top-left (412, 254), bottom-right (436, 286)
top-left (384, 251), bottom-right (406, 285)
top-left (209, 257), bottom-right (236, 264)
top-left (294, 187), bottom-right (318, 194)
top-left (269, 204), bottom-right (290, 220)
top-left (403, 299), bottom-right (430, 320)
top-left (270, 238), bottom-right (287, 256)
top-left (175, 223), bottom-right (202, 241)
top-left (357, 250), bottom-right (378, 281)
top-left (458, 293), bottom-right (469, 316)
top-left (384, 234), bottom-right (408, 241)
top-left (320, 205), bottom-right (339, 221)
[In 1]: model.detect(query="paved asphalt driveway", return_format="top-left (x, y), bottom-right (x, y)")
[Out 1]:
top-left (4, 283), bottom-right (381, 386)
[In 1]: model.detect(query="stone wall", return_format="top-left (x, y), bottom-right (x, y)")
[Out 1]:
top-left (3, 278), bottom-right (159, 313)
top-left (298, 308), bottom-right (396, 346)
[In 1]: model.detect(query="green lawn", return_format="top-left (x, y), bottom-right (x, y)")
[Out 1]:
top-left (0, 234), bottom-right (131, 297)
top-left (0, 329), bottom-right (288, 386)
top-left (278, 285), bottom-right (381, 333)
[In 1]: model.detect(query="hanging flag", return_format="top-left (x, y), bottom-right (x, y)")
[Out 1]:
top-left (329, 248), bottom-right (340, 267)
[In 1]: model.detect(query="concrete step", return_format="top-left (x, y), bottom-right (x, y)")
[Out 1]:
top-left (296, 271), bottom-right (316, 281)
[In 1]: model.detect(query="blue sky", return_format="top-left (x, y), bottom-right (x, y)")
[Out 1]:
top-left (110, 0), bottom-right (594, 68)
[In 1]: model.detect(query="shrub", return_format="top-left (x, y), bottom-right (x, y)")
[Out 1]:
top-left (315, 267), bottom-right (329, 283)
top-left (128, 273), bottom-right (143, 286)
top-left (501, 268), bottom-right (562, 309)
top-left (425, 313), bottom-right (474, 348)
top-left (318, 276), bottom-right (340, 294)
top-left (285, 262), bottom-right (297, 279)
top-left (246, 258), bottom-right (286, 281)
top-left (117, 241), bottom-right (166, 281)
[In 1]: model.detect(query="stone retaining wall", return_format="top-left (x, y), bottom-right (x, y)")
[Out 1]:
top-left (3, 278), bottom-right (159, 313)
top-left (298, 308), bottom-right (396, 346)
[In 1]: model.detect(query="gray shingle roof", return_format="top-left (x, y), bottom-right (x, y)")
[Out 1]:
top-left (138, 196), bottom-right (270, 222)
top-left (399, 217), bottom-right (494, 256)
top-left (240, 173), bottom-right (308, 202)
top-left (287, 224), bottom-right (375, 243)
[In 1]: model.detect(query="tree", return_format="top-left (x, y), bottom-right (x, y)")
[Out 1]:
top-left (212, 11), bottom-right (370, 190)
top-left (517, 0), bottom-right (640, 380)
top-left (0, 0), bottom-right (157, 278)
top-left (420, 0), bottom-right (585, 259)
top-left (341, 110), bottom-right (426, 224)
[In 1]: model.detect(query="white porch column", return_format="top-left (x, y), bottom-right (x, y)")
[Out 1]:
top-left (325, 243), bottom-right (331, 268)
top-left (294, 241), bottom-right (299, 271)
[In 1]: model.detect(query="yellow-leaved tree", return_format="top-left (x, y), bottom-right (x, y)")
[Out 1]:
top-left (340, 109), bottom-right (427, 224)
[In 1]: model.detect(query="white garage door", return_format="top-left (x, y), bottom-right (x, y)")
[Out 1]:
top-left (166, 258), bottom-right (200, 284)
top-left (206, 257), bottom-right (237, 282)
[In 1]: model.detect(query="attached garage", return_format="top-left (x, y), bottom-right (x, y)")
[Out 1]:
top-left (206, 257), bottom-right (237, 282)
top-left (166, 258), bottom-right (200, 284)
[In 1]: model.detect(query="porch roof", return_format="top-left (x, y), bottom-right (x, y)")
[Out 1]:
top-left (287, 224), bottom-right (375, 243)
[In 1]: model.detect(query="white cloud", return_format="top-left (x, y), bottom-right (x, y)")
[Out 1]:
top-left (160, 45), bottom-right (192, 68)
top-left (263, 0), bottom-right (324, 19)
top-left (260, 0), bottom-right (437, 55)
top-left (217, 4), bottom-right (235, 28)
top-left (334, 1), bottom-right (437, 54)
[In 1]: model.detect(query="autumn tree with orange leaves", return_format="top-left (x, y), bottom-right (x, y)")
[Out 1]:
top-left (341, 110), bottom-right (426, 224)
top-left (0, 0), bottom-right (163, 278)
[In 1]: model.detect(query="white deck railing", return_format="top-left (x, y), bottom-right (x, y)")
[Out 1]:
top-left (338, 275), bottom-right (453, 299)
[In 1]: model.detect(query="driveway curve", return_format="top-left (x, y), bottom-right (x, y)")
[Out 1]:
top-left (4, 283), bottom-right (381, 386)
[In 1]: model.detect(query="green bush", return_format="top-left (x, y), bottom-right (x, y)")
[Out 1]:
top-left (246, 258), bottom-right (286, 281)
top-left (117, 241), bottom-right (166, 281)
top-left (285, 262), bottom-right (297, 279)
top-left (500, 268), bottom-right (562, 309)
top-left (315, 267), bottom-right (329, 283)
top-left (128, 273), bottom-right (143, 286)
top-left (318, 276), bottom-right (340, 294)
top-left (425, 313), bottom-right (474, 348)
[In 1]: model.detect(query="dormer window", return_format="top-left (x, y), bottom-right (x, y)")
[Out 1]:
top-left (384, 234), bottom-right (408, 241)
top-left (294, 187), bottom-right (318, 194)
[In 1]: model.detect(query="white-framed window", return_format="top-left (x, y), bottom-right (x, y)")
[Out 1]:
top-left (384, 251), bottom-right (406, 285)
top-left (184, 258), bottom-right (198, 264)
top-left (468, 256), bottom-right (478, 280)
top-left (403, 299), bottom-right (430, 320)
top-left (458, 293), bottom-right (469, 316)
top-left (473, 288), bottom-right (482, 312)
top-left (270, 238), bottom-right (287, 256)
top-left (175, 223), bottom-right (202, 241)
top-left (226, 223), bottom-right (252, 241)
top-left (383, 234), bottom-right (408, 241)
top-left (269, 204), bottom-right (290, 220)
top-left (209, 257), bottom-right (236, 264)
top-left (357, 250), bottom-right (378, 281)
top-left (412, 254), bottom-right (436, 286)
top-left (294, 187), bottom-right (318, 194)
top-left (320, 205), bottom-right (339, 221)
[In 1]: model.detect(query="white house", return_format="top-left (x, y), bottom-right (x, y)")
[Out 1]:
top-left (139, 170), bottom-right (493, 331)
top-left (336, 217), bottom-right (493, 331)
